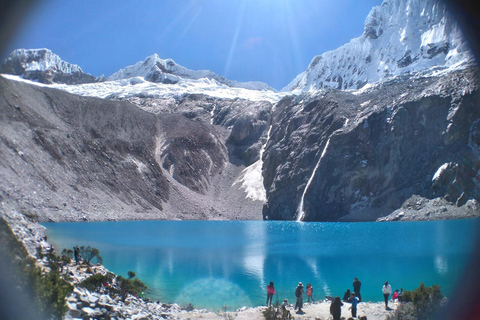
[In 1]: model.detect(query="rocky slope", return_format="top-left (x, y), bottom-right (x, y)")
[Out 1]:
top-left (284, 0), bottom-right (474, 91)
top-left (0, 76), bottom-right (272, 221)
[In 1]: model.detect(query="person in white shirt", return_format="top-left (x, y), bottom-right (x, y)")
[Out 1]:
top-left (382, 281), bottom-right (392, 309)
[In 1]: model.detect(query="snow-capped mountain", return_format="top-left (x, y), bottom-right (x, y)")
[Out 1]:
top-left (0, 48), bottom-right (98, 84)
top-left (109, 53), bottom-right (275, 91)
top-left (284, 0), bottom-right (475, 92)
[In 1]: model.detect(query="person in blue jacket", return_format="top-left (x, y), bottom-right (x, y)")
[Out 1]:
top-left (349, 292), bottom-right (359, 318)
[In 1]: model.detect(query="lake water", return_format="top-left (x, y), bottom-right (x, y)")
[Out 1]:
top-left (43, 219), bottom-right (480, 311)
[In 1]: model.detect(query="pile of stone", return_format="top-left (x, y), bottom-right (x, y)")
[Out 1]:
top-left (65, 286), bottom-right (183, 320)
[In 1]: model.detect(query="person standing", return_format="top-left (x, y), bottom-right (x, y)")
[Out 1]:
top-left (353, 277), bottom-right (362, 301)
top-left (343, 289), bottom-right (351, 302)
top-left (294, 282), bottom-right (304, 313)
top-left (266, 281), bottom-right (275, 307)
top-left (73, 245), bottom-right (80, 265)
top-left (330, 296), bottom-right (344, 320)
top-left (382, 281), bottom-right (392, 309)
top-left (306, 283), bottom-right (315, 302)
top-left (349, 293), bottom-right (358, 318)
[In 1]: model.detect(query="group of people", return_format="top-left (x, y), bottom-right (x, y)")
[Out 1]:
top-left (382, 281), bottom-right (403, 309)
top-left (333, 279), bottom-right (404, 319)
top-left (265, 281), bottom-right (314, 314)
top-left (332, 277), bottom-right (362, 320)
top-left (266, 278), bottom-right (403, 319)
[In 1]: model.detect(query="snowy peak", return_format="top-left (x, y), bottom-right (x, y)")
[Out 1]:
top-left (2, 48), bottom-right (83, 74)
top-left (0, 48), bottom-right (97, 84)
top-left (284, 0), bottom-right (475, 92)
top-left (109, 54), bottom-right (275, 92)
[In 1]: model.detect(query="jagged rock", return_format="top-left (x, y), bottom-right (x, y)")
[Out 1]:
top-left (81, 306), bottom-right (103, 318)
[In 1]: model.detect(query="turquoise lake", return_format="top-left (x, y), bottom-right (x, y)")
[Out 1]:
top-left (43, 219), bottom-right (480, 311)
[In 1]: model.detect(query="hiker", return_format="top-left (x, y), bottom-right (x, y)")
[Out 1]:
top-left (353, 277), bottom-right (362, 301)
top-left (382, 281), bottom-right (392, 309)
top-left (73, 245), bottom-right (80, 265)
top-left (392, 289), bottom-right (400, 302)
top-left (343, 289), bottom-right (351, 302)
top-left (266, 281), bottom-right (275, 307)
top-left (281, 299), bottom-right (292, 319)
top-left (349, 293), bottom-right (358, 318)
top-left (330, 296), bottom-right (344, 320)
top-left (306, 283), bottom-right (315, 302)
top-left (294, 282), bottom-right (304, 313)
top-left (398, 288), bottom-right (404, 302)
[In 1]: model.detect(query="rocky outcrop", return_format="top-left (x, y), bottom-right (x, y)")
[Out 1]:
top-left (263, 67), bottom-right (480, 221)
top-left (0, 49), bottom-right (98, 84)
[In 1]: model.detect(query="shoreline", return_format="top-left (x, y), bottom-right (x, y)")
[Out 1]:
top-left (2, 208), bottom-right (399, 320)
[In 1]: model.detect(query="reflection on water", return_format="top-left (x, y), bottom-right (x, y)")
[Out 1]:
top-left (43, 219), bottom-right (480, 311)
top-left (176, 278), bottom-right (251, 311)
top-left (434, 255), bottom-right (448, 275)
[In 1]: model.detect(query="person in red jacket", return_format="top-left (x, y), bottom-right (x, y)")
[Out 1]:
top-left (306, 283), bottom-right (315, 302)
top-left (266, 281), bottom-right (275, 307)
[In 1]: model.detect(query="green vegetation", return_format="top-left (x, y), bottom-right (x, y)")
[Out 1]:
top-left (79, 245), bottom-right (103, 265)
top-left (79, 272), bottom-right (115, 292)
top-left (116, 275), bottom-right (148, 301)
top-left (387, 283), bottom-right (446, 320)
top-left (0, 218), bottom-right (73, 320)
top-left (79, 271), bottom-right (147, 301)
top-left (127, 270), bottom-right (136, 279)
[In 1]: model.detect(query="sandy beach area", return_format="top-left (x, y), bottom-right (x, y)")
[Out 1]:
top-left (175, 300), bottom-right (397, 320)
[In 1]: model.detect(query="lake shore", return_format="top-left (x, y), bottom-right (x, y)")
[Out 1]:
top-left (176, 301), bottom-right (397, 320)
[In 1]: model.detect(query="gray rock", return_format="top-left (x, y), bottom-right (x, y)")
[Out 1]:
top-left (263, 67), bottom-right (480, 221)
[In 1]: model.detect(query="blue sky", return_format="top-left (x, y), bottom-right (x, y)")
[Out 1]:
top-left (4, 0), bottom-right (383, 90)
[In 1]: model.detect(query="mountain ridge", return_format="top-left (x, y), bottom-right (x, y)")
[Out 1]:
top-left (0, 48), bottom-right (275, 92)
top-left (283, 0), bottom-right (475, 92)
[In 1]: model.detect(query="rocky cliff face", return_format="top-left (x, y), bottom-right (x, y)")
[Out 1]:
top-left (263, 66), bottom-right (480, 221)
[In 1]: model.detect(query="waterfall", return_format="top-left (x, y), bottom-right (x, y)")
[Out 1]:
top-left (296, 138), bottom-right (331, 222)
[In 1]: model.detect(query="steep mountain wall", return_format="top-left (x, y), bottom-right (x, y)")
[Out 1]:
top-left (263, 67), bottom-right (480, 221)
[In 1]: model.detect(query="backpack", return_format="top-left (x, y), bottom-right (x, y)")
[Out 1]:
top-left (295, 287), bottom-right (301, 297)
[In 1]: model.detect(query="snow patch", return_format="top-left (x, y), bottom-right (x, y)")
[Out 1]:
top-left (432, 163), bottom-right (450, 182)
